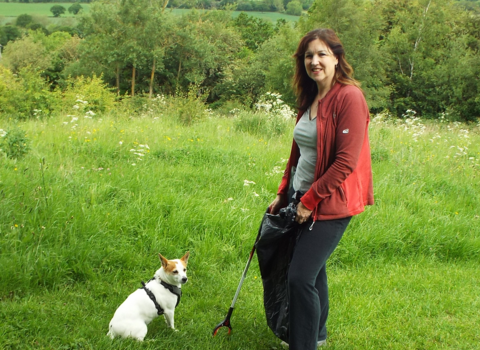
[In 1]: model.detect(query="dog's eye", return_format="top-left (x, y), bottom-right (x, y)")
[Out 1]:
top-left (173, 270), bottom-right (178, 274)
top-left (184, 268), bottom-right (187, 272)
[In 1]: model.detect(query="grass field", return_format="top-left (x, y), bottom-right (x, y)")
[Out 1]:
top-left (0, 2), bottom-right (299, 24)
top-left (1, 104), bottom-right (479, 349)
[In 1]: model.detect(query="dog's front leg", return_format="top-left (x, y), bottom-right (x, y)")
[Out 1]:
top-left (163, 311), bottom-right (177, 331)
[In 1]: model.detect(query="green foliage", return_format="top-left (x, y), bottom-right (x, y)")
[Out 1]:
top-left (0, 126), bottom-right (31, 159)
top-left (168, 85), bottom-right (211, 125)
top-left (1, 34), bottom-right (50, 74)
top-left (59, 75), bottom-right (116, 114)
top-left (0, 24), bottom-right (21, 46)
top-left (68, 2), bottom-right (83, 15)
top-left (2, 1), bottom-right (480, 121)
top-left (231, 12), bottom-right (275, 51)
top-left (50, 5), bottom-right (66, 17)
top-left (15, 13), bottom-right (33, 28)
top-left (286, 0), bottom-right (303, 15)
top-left (0, 66), bottom-right (57, 120)
top-left (255, 24), bottom-right (302, 107)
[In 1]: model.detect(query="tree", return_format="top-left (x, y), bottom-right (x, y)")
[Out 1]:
top-left (2, 36), bottom-right (50, 74)
top-left (68, 3), bottom-right (83, 15)
top-left (50, 5), bottom-right (66, 17)
top-left (0, 25), bottom-right (22, 46)
top-left (286, 0), bottom-right (303, 15)
top-left (232, 13), bottom-right (275, 52)
top-left (255, 24), bottom-right (302, 106)
top-left (15, 14), bottom-right (33, 28)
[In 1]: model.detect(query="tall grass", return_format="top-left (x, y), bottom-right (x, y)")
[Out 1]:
top-left (0, 107), bottom-right (479, 349)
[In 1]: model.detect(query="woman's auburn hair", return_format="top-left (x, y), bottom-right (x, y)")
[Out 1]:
top-left (292, 28), bottom-right (361, 111)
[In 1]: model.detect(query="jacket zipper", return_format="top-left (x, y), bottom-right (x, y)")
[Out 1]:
top-left (309, 211), bottom-right (316, 231)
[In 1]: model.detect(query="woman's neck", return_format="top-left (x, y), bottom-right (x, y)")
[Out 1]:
top-left (316, 80), bottom-right (335, 100)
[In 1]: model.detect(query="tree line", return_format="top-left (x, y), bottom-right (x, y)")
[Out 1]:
top-left (1, 0), bottom-right (480, 121)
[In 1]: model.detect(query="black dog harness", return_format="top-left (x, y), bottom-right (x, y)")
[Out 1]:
top-left (140, 278), bottom-right (182, 316)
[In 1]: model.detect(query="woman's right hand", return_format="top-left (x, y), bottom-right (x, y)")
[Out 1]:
top-left (268, 194), bottom-right (286, 215)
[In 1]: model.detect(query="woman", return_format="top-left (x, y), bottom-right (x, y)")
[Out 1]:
top-left (269, 28), bottom-right (374, 349)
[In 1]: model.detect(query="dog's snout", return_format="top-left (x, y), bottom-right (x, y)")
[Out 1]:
top-left (182, 277), bottom-right (188, 283)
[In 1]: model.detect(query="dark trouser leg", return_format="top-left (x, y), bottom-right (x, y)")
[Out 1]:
top-left (287, 217), bottom-right (351, 350)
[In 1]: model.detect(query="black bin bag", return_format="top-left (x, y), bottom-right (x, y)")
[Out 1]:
top-left (255, 203), bottom-right (300, 342)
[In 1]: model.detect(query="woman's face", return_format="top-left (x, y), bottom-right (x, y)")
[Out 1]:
top-left (304, 39), bottom-right (338, 89)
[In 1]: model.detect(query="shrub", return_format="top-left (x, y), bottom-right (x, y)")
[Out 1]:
top-left (59, 75), bottom-right (116, 115)
top-left (0, 126), bottom-right (31, 159)
top-left (0, 66), bottom-right (57, 120)
top-left (286, 0), bottom-right (302, 15)
top-left (15, 14), bottom-right (33, 28)
top-left (1, 35), bottom-right (50, 74)
top-left (167, 85), bottom-right (211, 125)
top-left (237, 1), bottom-right (253, 11)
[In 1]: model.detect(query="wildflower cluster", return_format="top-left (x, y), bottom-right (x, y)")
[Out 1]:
top-left (228, 108), bottom-right (241, 117)
top-left (255, 92), bottom-right (295, 120)
top-left (265, 159), bottom-right (287, 177)
top-left (130, 143), bottom-right (150, 164)
top-left (72, 96), bottom-right (96, 119)
top-left (371, 111), bottom-right (393, 124)
top-left (400, 110), bottom-right (426, 142)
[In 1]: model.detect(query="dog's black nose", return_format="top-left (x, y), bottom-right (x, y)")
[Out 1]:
top-left (182, 277), bottom-right (188, 283)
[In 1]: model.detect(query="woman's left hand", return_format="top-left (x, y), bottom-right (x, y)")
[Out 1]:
top-left (295, 202), bottom-right (312, 224)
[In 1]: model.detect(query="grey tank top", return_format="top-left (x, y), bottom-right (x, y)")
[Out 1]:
top-left (292, 108), bottom-right (317, 192)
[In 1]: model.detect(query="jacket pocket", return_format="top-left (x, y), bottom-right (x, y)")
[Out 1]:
top-left (318, 186), bottom-right (348, 216)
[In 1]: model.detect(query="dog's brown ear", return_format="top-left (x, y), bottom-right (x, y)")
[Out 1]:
top-left (181, 251), bottom-right (190, 264)
top-left (158, 253), bottom-right (168, 268)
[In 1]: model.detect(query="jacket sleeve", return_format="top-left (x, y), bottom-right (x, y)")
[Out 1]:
top-left (301, 87), bottom-right (369, 211)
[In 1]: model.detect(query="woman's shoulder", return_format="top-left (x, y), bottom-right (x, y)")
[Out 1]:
top-left (337, 83), bottom-right (363, 97)
top-left (336, 84), bottom-right (367, 104)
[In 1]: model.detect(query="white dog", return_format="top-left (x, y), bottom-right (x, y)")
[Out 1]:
top-left (107, 252), bottom-right (190, 341)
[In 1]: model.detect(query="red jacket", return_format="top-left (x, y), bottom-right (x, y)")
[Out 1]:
top-left (278, 83), bottom-right (374, 221)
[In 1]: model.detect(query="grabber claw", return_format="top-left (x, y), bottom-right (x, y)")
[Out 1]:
top-left (212, 307), bottom-right (233, 336)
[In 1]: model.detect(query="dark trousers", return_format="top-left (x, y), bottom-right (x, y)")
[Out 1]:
top-left (287, 192), bottom-right (351, 349)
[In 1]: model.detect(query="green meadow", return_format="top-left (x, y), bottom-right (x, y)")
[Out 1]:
top-left (0, 2), bottom-right (298, 23)
top-left (0, 2), bottom-right (91, 17)
top-left (1, 106), bottom-right (479, 349)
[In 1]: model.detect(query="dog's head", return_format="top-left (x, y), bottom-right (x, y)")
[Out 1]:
top-left (158, 251), bottom-right (189, 286)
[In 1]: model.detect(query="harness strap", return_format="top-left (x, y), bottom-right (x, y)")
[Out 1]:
top-left (141, 281), bottom-right (164, 315)
top-left (140, 278), bottom-right (182, 315)
top-left (160, 280), bottom-right (182, 307)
